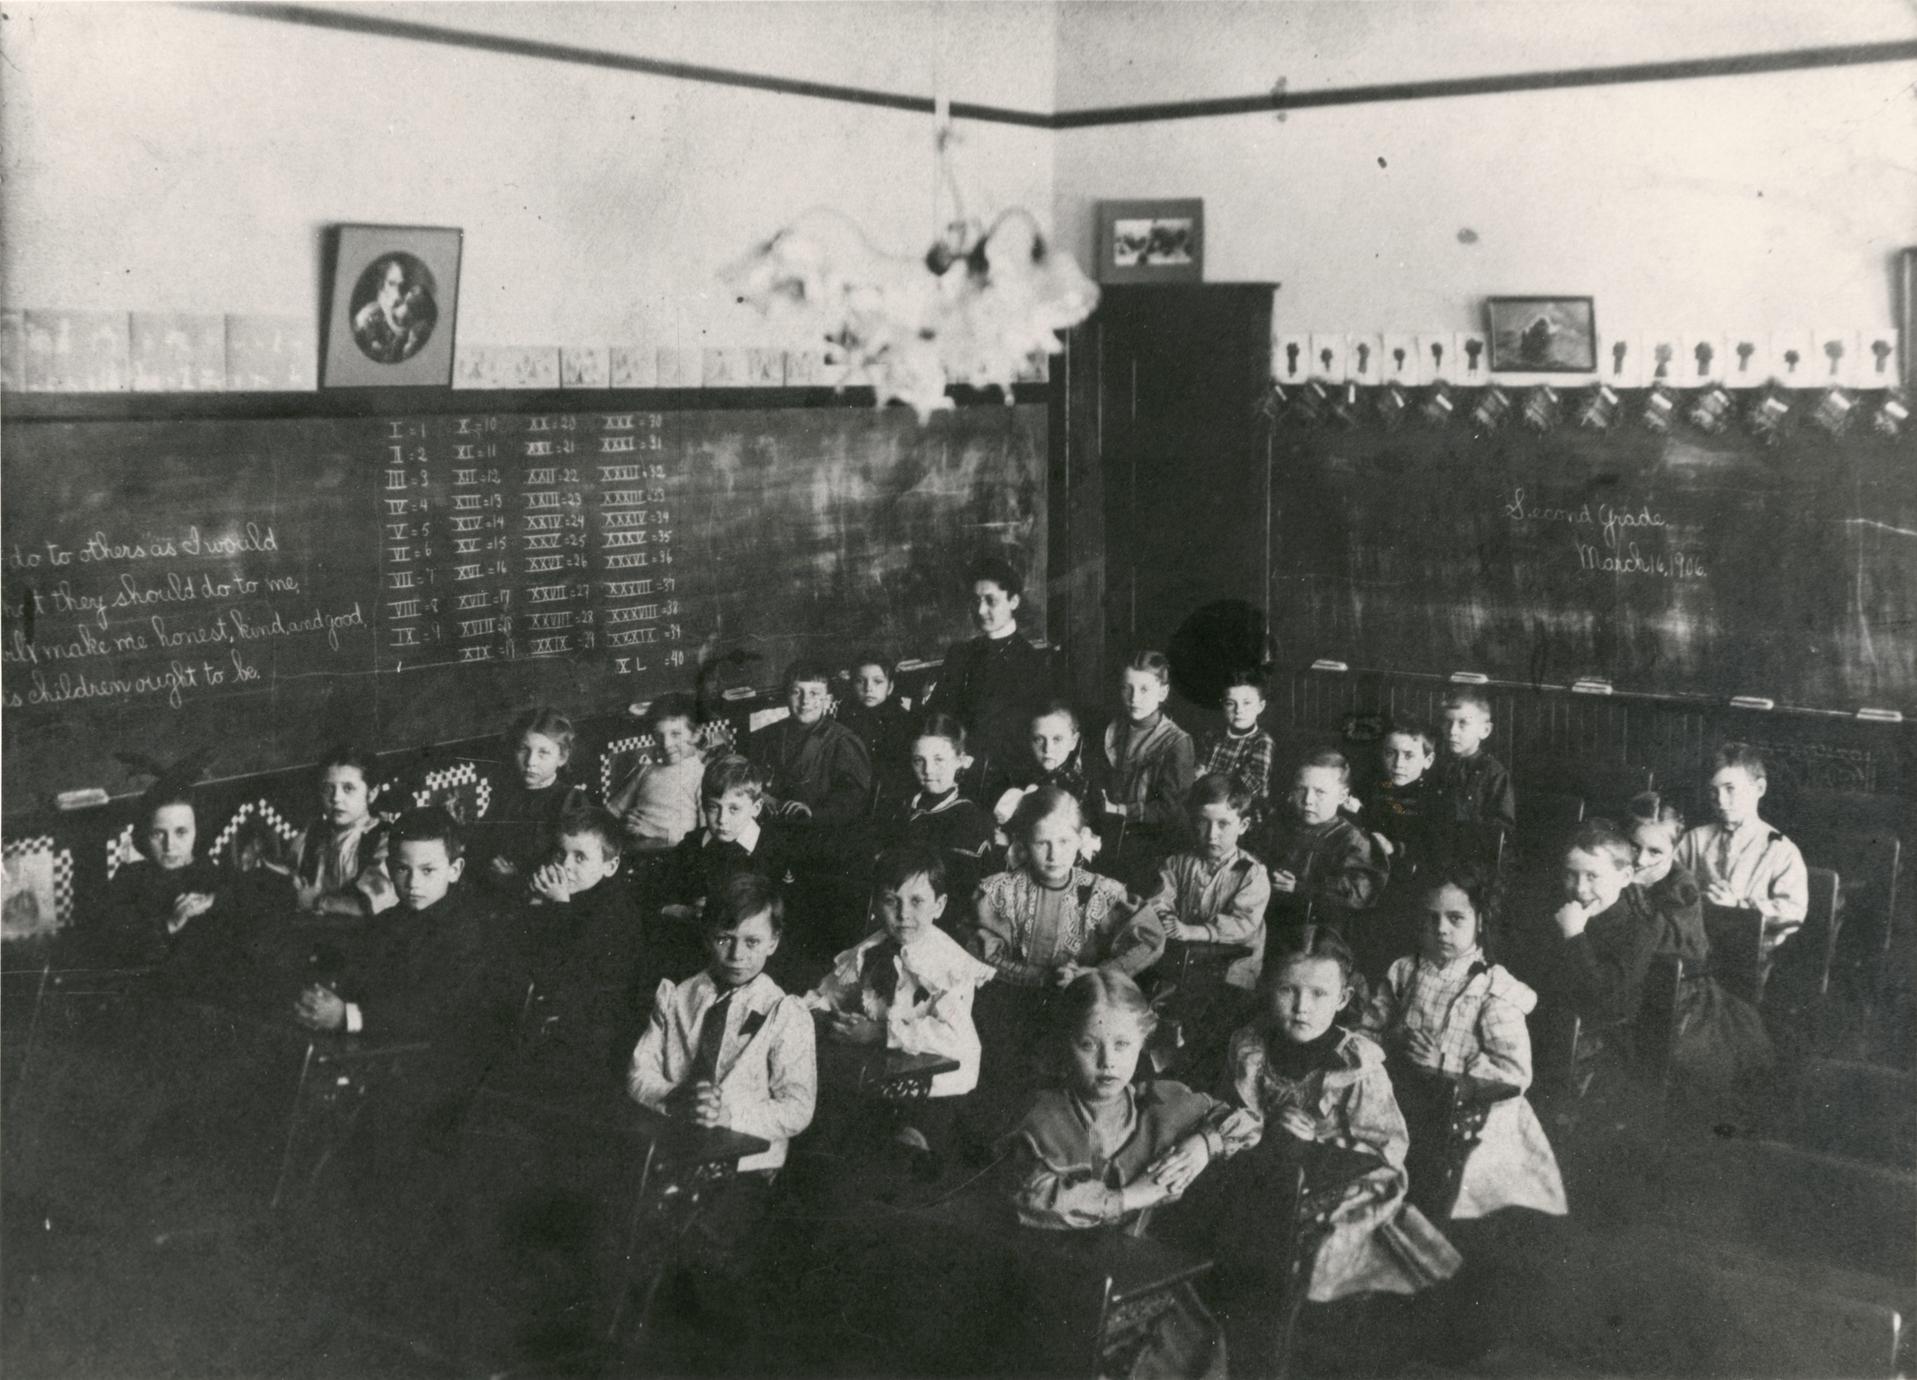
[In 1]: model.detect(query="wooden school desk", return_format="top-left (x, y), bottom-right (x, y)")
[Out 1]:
top-left (1390, 1064), bottom-right (1523, 1222)
top-left (1, 968), bottom-right (433, 1238)
top-left (817, 1044), bottom-right (962, 1103)
top-left (445, 1073), bottom-right (770, 1375)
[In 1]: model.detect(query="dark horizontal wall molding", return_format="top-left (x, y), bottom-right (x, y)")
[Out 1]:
top-left (194, 2), bottom-right (1051, 126)
top-left (1053, 40), bottom-right (1917, 127)
top-left (196, 6), bottom-right (1917, 129)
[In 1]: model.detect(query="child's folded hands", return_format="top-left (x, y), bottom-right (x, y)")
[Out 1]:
top-left (1146, 1134), bottom-right (1212, 1195)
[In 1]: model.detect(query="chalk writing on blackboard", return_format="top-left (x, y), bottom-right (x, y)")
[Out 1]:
top-left (374, 412), bottom-right (696, 677)
top-left (4, 510), bottom-right (363, 713)
top-left (2, 401), bottom-right (1048, 807)
top-left (1502, 487), bottom-right (1705, 581)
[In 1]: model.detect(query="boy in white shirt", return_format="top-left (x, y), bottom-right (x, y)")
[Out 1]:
top-left (627, 871), bottom-right (816, 1368)
top-left (1673, 742), bottom-right (1808, 958)
top-left (807, 847), bottom-right (995, 1165)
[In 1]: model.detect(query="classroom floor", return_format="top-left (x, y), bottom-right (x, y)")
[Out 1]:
top-left (6, 1033), bottom-right (1911, 1380)
top-left (5, 932), bottom-right (1911, 1379)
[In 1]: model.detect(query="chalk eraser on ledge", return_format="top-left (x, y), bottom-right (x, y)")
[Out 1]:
top-left (720, 686), bottom-right (758, 701)
top-left (1310, 659), bottom-right (1349, 673)
top-left (56, 788), bottom-right (110, 810)
top-left (1856, 706), bottom-right (1904, 723)
top-left (1448, 671), bottom-right (1489, 684)
top-left (1729, 695), bottom-right (1775, 711)
top-left (1571, 679), bottom-right (1613, 695)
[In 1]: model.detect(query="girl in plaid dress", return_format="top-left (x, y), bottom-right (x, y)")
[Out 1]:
top-left (1361, 865), bottom-right (1567, 1220)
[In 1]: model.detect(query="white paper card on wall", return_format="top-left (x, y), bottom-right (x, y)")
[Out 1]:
top-left (1272, 334), bottom-right (1312, 385)
top-left (25, 310), bottom-right (131, 392)
top-left (783, 350), bottom-right (827, 386)
top-left (656, 347), bottom-right (697, 387)
top-left (1860, 328), bottom-right (1900, 387)
top-left (130, 313), bottom-right (226, 391)
top-left (1380, 333), bottom-right (1422, 385)
top-left (1811, 328), bottom-right (1860, 388)
top-left (1343, 334), bottom-right (1384, 385)
top-left (1416, 334), bottom-right (1456, 383)
top-left (455, 345), bottom-right (560, 390)
top-left (1768, 330), bottom-right (1815, 387)
top-left (1594, 333), bottom-right (1640, 387)
top-left (1307, 334), bottom-right (1347, 383)
top-left (702, 348), bottom-right (750, 387)
top-left (225, 315), bottom-right (316, 391)
top-left (1723, 333), bottom-right (1766, 390)
top-left (745, 348), bottom-right (784, 386)
top-left (609, 345), bottom-right (656, 387)
top-left (560, 347), bottom-right (610, 388)
top-left (1, 311), bottom-right (24, 392)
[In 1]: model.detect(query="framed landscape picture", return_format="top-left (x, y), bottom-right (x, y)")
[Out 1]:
top-left (1486, 296), bottom-right (1598, 373)
top-left (322, 224), bottom-right (463, 387)
top-left (1095, 199), bottom-right (1204, 284)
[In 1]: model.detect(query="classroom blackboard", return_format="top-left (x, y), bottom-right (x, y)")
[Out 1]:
top-left (1, 393), bottom-right (1045, 813)
top-left (1267, 421), bottom-right (1917, 715)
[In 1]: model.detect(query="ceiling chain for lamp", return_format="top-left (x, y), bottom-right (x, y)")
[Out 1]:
top-left (724, 49), bottom-right (1099, 422)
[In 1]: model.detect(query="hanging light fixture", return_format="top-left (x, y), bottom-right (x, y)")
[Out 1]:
top-left (725, 78), bottom-right (1098, 421)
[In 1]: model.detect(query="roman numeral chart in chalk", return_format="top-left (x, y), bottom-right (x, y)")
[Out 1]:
top-left (374, 409), bottom-right (693, 677)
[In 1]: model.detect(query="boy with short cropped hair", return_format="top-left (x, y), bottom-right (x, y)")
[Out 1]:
top-left (1433, 688), bottom-right (1518, 864)
top-left (1197, 671), bottom-right (1277, 812)
top-left (629, 872), bottom-right (817, 1167)
top-left (289, 807), bottom-right (520, 1276)
top-left (806, 847), bottom-right (995, 1161)
top-left (1142, 774), bottom-right (1271, 993)
top-left (1674, 742), bottom-right (1809, 956)
top-left (606, 691), bottom-right (707, 853)
top-left (749, 658), bottom-right (874, 825)
top-left (294, 806), bottom-right (517, 1048)
top-left (1363, 716), bottom-right (1441, 879)
top-left (525, 805), bottom-right (647, 1076)
top-left (1263, 749), bottom-right (1388, 930)
top-left (628, 872), bottom-right (817, 1369)
top-left (662, 756), bottom-right (793, 911)
top-left (837, 651), bottom-right (914, 805)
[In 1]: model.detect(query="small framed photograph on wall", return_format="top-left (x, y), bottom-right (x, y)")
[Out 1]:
top-left (1094, 199), bottom-right (1204, 284)
top-left (1486, 296), bottom-right (1598, 373)
top-left (322, 224), bottom-right (462, 387)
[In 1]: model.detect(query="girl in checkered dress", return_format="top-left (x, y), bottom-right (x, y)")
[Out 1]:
top-left (1361, 865), bottom-right (1567, 1220)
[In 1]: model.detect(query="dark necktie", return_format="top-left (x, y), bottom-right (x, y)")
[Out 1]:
top-left (690, 984), bottom-right (738, 1085)
top-left (862, 937), bottom-right (903, 1002)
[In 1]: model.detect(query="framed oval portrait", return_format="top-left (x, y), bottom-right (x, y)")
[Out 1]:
top-left (323, 224), bottom-right (462, 387)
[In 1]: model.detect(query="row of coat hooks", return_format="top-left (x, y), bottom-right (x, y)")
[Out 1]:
top-left (1258, 376), bottom-right (1909, 443)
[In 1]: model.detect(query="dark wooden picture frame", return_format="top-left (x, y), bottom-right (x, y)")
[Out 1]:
top-left (1485, 295), bottom-right (1598, 373)
top-left (322, 223), bottom-right (462, 388)
top-left (1094, 199), bottom-right (1204, 284)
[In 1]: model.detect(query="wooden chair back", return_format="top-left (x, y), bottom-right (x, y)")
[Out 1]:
top-left (1796, 824), bottom-right (1900, 985)
top-left (1802, 866), bottom-right (1843, 999)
